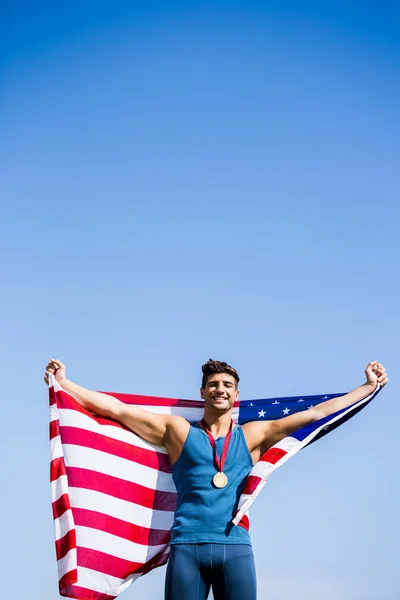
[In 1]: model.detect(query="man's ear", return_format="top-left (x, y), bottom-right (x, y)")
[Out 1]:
top-left (200, 387), bottom-right (205, 399)
top-left (235, 388), bottom-right (240, 400)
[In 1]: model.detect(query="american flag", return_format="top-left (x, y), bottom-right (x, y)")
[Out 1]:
top-left (49, 376), bottom-right (380, 599)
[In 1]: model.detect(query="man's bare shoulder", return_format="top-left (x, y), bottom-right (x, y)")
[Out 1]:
top-left (164, 416), bottom-right (191, 463)
top-left (166, 415), bottom-right (191, 437)
top-left (241, 419), bottom-right (276, 452)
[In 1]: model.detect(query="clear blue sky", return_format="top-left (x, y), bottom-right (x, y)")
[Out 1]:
top-left (1, 2), bottom-right (399, 599)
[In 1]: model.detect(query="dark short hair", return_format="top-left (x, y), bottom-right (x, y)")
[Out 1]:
top-left (201, 359), bottom-right (240, 389)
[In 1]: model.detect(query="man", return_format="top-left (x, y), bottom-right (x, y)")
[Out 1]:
top-left (44, 358), bottom-right (388, 600)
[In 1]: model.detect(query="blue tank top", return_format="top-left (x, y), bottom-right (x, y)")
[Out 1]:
top-left (170, 422), bottom-right (253, 544)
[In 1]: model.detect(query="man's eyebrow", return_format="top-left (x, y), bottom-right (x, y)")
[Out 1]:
top-left (207, 379), bottom-right (234, 385)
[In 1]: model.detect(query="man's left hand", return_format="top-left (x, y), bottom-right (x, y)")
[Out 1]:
top-left (365, 361), bottom-right (389, 388)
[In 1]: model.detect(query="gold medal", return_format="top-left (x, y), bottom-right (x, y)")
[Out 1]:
top-left (213, 471), bottom-right (228, 488)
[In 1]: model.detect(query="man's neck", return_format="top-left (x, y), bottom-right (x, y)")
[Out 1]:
top-left (202, 409), bottom-right (233, 438)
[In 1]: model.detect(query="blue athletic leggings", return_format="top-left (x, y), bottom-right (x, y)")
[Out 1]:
top-left (165, 543), bottom-right (257, 600)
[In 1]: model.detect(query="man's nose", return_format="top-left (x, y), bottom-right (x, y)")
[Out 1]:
top-left (215, 383), bottom-right (225, 394)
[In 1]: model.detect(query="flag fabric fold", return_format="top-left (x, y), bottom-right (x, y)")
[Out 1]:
top-left (49, 376), bottom-right (380, 600)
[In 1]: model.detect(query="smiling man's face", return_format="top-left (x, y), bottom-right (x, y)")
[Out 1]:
top-left (200, 372), bottom-right (239, 414)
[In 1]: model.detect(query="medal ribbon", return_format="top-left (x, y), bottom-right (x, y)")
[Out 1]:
top-left (201, 419), bottom-right (233, 473)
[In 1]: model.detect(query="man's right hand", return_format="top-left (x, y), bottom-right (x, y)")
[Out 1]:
top-left (44, 359), bottom-right (66, 385)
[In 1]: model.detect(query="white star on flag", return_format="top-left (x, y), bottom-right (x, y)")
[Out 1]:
top-left (272, 401), bottom-right (280, 405)
top-left (307, 405), bottom-right (314, 409)
top-left (283, 407), bottom-right (290, 415)
top-left (258, 409), bottom-right (266, 418)
top-left (297, 399), bottom-right (304, 402)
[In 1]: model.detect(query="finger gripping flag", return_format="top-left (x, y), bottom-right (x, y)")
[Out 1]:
top-left (49, 377), bottom-right (380, 599)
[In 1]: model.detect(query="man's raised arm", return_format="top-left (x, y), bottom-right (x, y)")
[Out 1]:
top-left (44, 359), bottom-right (183, 446)
top-left (244, 361), bottom-right (388, 457)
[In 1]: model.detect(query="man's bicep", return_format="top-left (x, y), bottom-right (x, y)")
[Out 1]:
top-left (117, 404), bottom-right (169, 445)
top-left (265, 410), bottom-right (318, 448)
